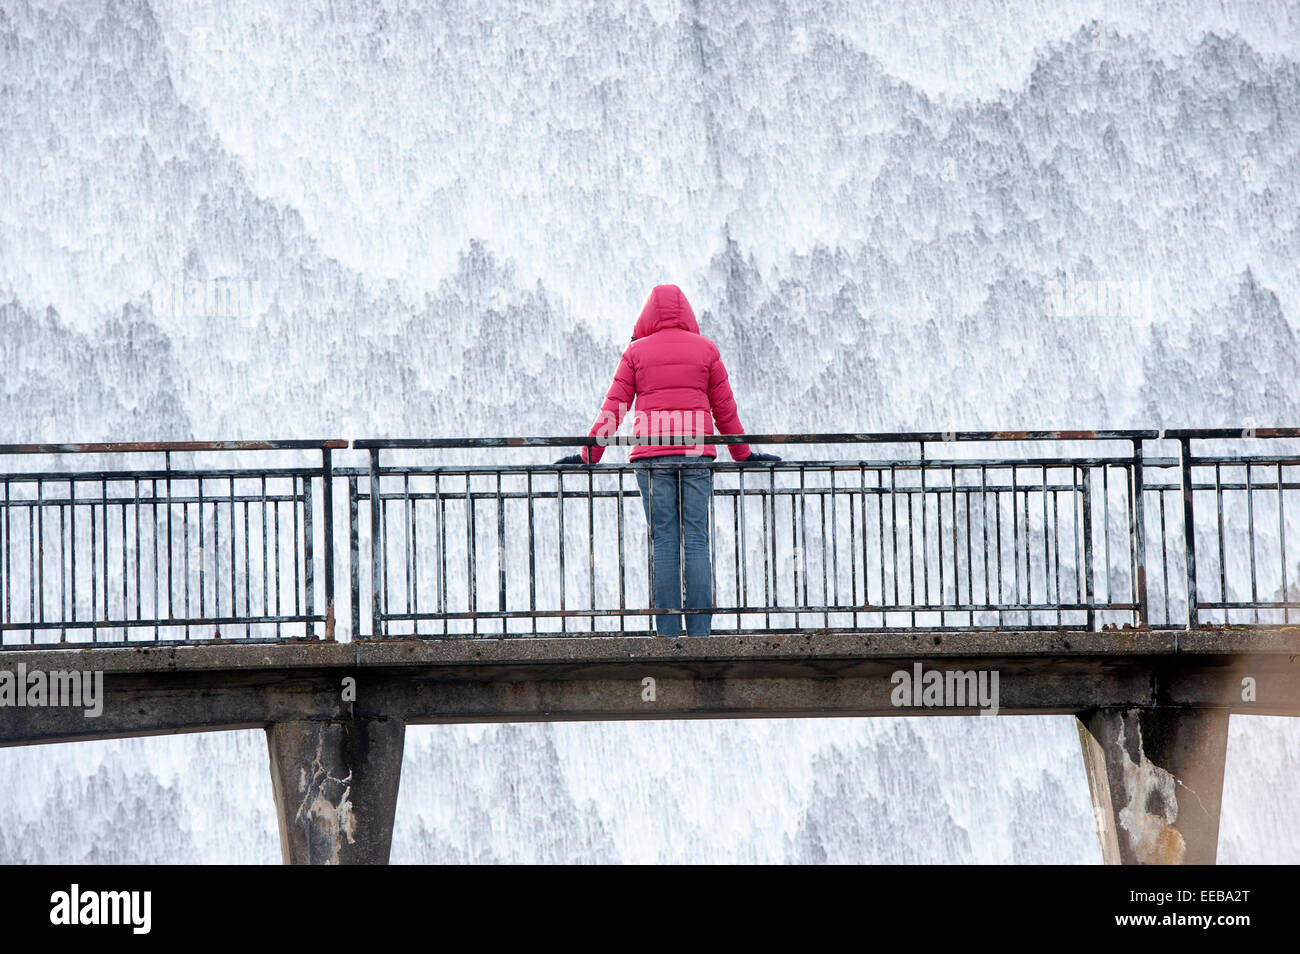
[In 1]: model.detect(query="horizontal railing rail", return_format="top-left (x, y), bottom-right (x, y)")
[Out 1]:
top-left (3, 431), bottom-right (1297, 647)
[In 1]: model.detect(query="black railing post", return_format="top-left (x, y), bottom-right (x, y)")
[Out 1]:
top-left (1131, 439), bottom-right (1149, 628)
top-left (1080, 465), bottom-right (1095, 631)
top-left (349, 476), bottom-right (360, 641)
top-left (322, 446), bottom-right (335, 640)
top-left (1179, 437), bottom-right (1199, 629)
top-left (369, 448), bottom-right (383, 639)
top-left (303, 474), bottom-right (314, 628)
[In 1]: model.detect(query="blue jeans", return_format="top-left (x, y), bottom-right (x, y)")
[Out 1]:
top-left (635, 455), bottom-right (713, 636)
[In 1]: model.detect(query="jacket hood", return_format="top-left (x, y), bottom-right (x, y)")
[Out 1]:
top-left (632, 284), bottom-right (700, 339)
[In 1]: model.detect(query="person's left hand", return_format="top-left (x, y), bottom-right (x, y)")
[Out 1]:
top-left (554, 454), bottom-right (585, 465)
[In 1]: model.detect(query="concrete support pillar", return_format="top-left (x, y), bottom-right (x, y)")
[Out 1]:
top-left (1076, 708), bottom-right (1229, 865)
top-left (266, 717), bottom-right (406, 864)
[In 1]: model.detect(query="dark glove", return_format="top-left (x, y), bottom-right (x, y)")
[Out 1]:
top-left (554, 454), bottom-right (586, 465)
top-left (745, 452), bottom-right (782, 463)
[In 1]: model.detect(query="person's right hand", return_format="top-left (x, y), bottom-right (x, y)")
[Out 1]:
top-left (554, 454), bottom-right (585, 466)
top-left (744, 452), bottom-right (782, 463)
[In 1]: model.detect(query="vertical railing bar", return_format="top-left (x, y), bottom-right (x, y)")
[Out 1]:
top-left (616, 468), bottom-right (625, 634)
top-left (1070, 468), bottom-right (1082, 608)
top-left (150, 477), bottom-right (158, 640)
top-left (964, 480), bottom-right (973, 614)
top-left (35, 479), bottom-right (43, 641)
top-left (1081, 466), bottom-right (1095, 630)
top-left (1246, 462), bottom-right (1258, 625)
top-left (820, 485), bottom-right (829, 628)
top-left (708, 469), bottom-right (716, 629)
top-left (526, 470), bottom-right (536, 636)
top-left (381, 480), bottom-right (391, 631)
top-left (293, 475), bottom-right (303, 622)
top-left (558, 469), bottom-right (567, 634)
top-left (302, 474), bottom-right (314, 634)
top-left (231, 476), bottom-right (241, 635)
top-left (1039, 467), bottom-right (1050, 628)
top-left (858, 465), bottom-right (869, 625)
top-left (951, 467), bottom-right (961, 623)
top-left (731, 481), bottom-right (740, 631)
top-left (980, 467), bottom-right (991, 612)
top-left (791, 472), bottom-right (800, 629)
top-left (168, 457), bottom-right (179, 639)
top-left (37, 479), bottom-right (46, 637)
top-left (1012, 467), bottom-right (1021, 609)
top-left (890, 464), bottom-right (900, 612)
top-left (743, 467), bottom-right (754, 616)
top-left (260, 476), bottom-right (269, 633)
top-left (212, 475), bottom-right (222, 626)
top-left (799, 465), bottom-right (809, 619)
top-left (1159, 486), bottom-right (1171, 627)
top-left (322, 448), bottom-right (335, 640)
top-left (847, 467), bottom-right (857, 623)
top-left (403, 473), bottom-right (413, 619)
top-left (408, 465), bottom-right (418, 635)
top-left (503, 471), bottom-right (511, 634)
top-left (1178, 438), bottom-right (1198, 629)
top-left (100, 479), bottom-right (108, 633)
top-left (830, 469), bottom-right (840, 617)
top-left (89, 480), bottom-right (99, 642)
top-left (71, 481), bottom-right (78, 637)
top-left (2, 479), bottom-right (8, 631)
top-left (879, 468), bottom-right (888, 625)
top-left (764, 465), bottom-right (774, 631)
top-left (935, 465), bottom-right (946, 623)
top-left (722, 467), bottom-right (733, 631)
top-left (368, 449), bottom-right (383, 638)
top-left (1131, 440), bottom-right (1149, 628)
top-left (1051, 482), bottom-right (1062, 628)
top-left (134, 477), bottom-right (142, 630)
top-left (907, 481), bottom-right (917, 627)
top-left (437, 474), bottom-right (447, 635)
top-left (119, 495), bottom-right (127, 638)
top-left (272, 479), bottom-right (280, 638)
top-left (1216, 464), bottom-right (1226, 625)
top-left (1101, 465), bottom-right (1111, 608)
top-left (919, 446), bottom-right (929, 611)
top-left (60, 488), bottom-right (69, 640)
top-left (994, 466), bottom-right (1004, 627)
top-left (1021, 488), bottom-right (1031, 621)
top-left (1278, 461), bottom-right (1289, 626)
top-left (586, 469), bottom-right (594, 634)
top-left (467, 474), bottom-right (477, 636)
top-left (197, 476), bottom-right (205, 623)
top-left (349, 476), bottom-right (359, 641)
top-left (242, 486), bottom-right (250, 638)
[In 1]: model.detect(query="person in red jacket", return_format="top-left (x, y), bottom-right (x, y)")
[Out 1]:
top-left (557, 284), bottom-right (779, 636)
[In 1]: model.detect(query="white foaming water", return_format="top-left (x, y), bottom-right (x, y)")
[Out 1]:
top-left (0, 0), bottom-right (1297, 862)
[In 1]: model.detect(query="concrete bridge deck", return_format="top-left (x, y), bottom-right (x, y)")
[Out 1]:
top-left (2, 629), bottom-right (1298, 747)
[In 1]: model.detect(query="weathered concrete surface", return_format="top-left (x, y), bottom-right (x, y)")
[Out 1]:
top-left (1076, 708), bottom-right (1230, 865)
top-left (1, 629), bottom-right (1297, 747)
top-left (5, 626), bottom-right (1298, 673)
top-left (267, 717), bottom-right (405, 865)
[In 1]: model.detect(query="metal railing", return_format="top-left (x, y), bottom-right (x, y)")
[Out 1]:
top-left (2, 430), bottom-right (1297, 647)
top-left (0, 441), bottom-right (343, 647)
top-left (350, 430), bottom-right (1300, 638)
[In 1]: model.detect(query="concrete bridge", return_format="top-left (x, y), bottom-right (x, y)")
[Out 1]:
top-left (2, 431), bottom-right (1298, 864)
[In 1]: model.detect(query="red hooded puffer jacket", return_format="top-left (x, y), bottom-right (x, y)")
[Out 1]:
top-left (581, 285), bottom-right (752, 464)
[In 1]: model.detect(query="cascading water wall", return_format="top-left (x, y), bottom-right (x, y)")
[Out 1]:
top-left (0, 0), bottom-right (1297, 862)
